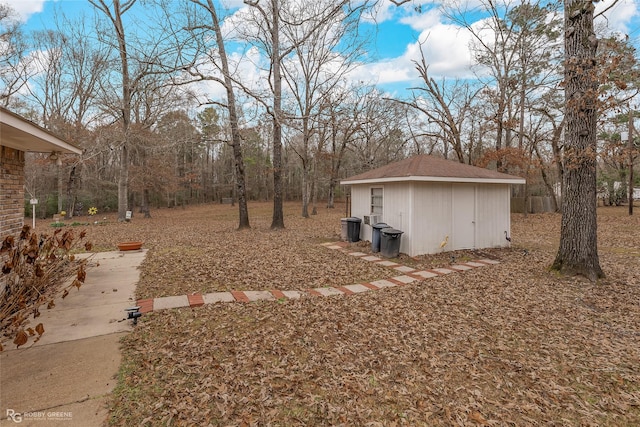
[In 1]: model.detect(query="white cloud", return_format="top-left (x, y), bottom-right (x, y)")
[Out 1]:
top-left (361, 1), bottom-right (397, 24)
top-left (595, 0), bottom-right (639, 36)
top-left (6, 0), bottom-right (47, 21)
top-left (413, 24), bottom-right (476, 78)
top-left (352, 7), bottom-right (478, 91)
top-left (399, 7), bottom-right (443, 31)
top-left (351, 27), bottom-right (476, 90)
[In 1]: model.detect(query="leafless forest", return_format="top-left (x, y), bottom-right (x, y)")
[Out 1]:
top-left (1, 1), bottom-right (637, 224)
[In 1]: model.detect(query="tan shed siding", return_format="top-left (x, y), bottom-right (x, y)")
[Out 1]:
top-left (350, 185), bottom-right (372, 241)
top-left (476, 184), bottom-right (510, 249)
top-left (376, 182), bottom-right (411, 254)
top-left (380, 182), bottom-right (410, 230)
top-left (350, 183), bottom-right (411, 246)
top-left (0, 146), bottom-right (25, 237)
top-left (411, 182), bottom-right (453, 255)
top-left (350, 180), bottom-right (512, 256)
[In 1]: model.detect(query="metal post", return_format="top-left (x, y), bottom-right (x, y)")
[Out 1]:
top-left (630, 107), bottom-right (635, 216)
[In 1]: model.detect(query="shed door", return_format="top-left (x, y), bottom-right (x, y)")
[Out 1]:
top-left (453, 185), bottom-right (476, 249)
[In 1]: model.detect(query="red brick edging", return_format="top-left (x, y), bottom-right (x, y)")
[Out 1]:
top-left (132, 243), bottom-right (500, 314)
top-left (231, 291), bottom-right (250, 303)
top-left (187, 293), bottom-right (204, 307)
top-left (137, 298), bottom-right (154, 314)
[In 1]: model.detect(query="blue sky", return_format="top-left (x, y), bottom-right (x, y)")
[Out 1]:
top-left (7, 0), bottom-right (640, 99)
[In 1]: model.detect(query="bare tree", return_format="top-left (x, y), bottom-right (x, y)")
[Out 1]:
top-left (239, 0), bottom-right (370, 226)
top-left (0, 3), bottom-right (31, 107)
top-left (90, 0), bottom-right (188, 220)
top-left (318, 84), bottom-right (367, 209)
top-left (180, 0), bottom-right (251, 229)
top-left (19, 11), bottom-right (111, 218)
top-left (399, 42), bottom-right (478, 163)
top-left (89, 0), bottom-right (136, 222)
top-left (240, 0), bottom-right (287, 228)
top-left (443, 0), bottom-right (561, 171)
top-left (280, 0), bottom-right (371, 217)
top-left (350, 89), bottom-right (410, 171)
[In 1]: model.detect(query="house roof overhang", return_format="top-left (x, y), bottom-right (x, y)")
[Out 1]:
top-left (341, 175), bottom-right (526, 185)
top-left (0, 107), bottom-right (82, 154)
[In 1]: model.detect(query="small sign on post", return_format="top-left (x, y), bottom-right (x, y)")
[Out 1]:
top-left (30, 199), bottom-right (38, 229)
top-left (125, 210), bottom-right (132, 221)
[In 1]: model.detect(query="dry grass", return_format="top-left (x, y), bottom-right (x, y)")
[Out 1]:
top-left (64, 202), bottom-right (640, 426)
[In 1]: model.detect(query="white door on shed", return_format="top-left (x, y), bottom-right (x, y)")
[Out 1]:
top-left (453, 185), bottom-right (476, 249)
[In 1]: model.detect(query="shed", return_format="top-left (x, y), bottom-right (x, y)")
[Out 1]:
top-left (341, 154), bottom-right (525, 256)
top-left (1, 107), bottom-right (81, 236)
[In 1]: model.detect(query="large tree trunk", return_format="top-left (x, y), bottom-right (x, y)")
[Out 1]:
top-left (310, 155), bottom-right (318, 215)
top-left (301, 158), bottom-right (310, 218)
top-left (327, 179), bottom-right (336, 209)
top-left (551, 0), bottom-right (604, 280)
top-left (142, 188), bottom-right (151, 218)
top-left (91, 0), bottom-right (134, 222)
top-left (205, 0), bottom-right (250, 229)
top-left (270, 0), bottom-right (285, 229)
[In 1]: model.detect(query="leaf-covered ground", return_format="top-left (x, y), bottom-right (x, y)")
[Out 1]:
top-left (75, 203), bottom-right (397, 297)
top-left (66, 202), bottom-right (640, 426)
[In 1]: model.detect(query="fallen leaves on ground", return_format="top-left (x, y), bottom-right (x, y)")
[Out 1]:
top-left (76, 202), bottom-right (396, 297)
top-left (81, 202), bottom-right (640, 426)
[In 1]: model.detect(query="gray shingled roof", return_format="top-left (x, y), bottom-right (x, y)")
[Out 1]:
top-left (341, 154), bottom-right (525, 184)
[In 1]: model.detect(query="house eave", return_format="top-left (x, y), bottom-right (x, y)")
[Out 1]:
top-left (1, 107), bottom-right (82, 154)
top-left (341, 176), bottom-right (526, 185)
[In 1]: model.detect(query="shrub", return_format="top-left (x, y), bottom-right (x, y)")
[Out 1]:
top-left (0, 225), bottom-right (93, 350)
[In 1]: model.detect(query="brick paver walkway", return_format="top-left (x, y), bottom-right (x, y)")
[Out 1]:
top-left (135, 241), bottom-right (500, 314)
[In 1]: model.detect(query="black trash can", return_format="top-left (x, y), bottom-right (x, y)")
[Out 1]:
top-left (346, 217), bottom-right (362, 242)
top-left (371, 222), bottom-right (389, 253)
top-left (340, 218), bottom-right (349, 241)
top-left (380, 227), bottom-right (403, 258)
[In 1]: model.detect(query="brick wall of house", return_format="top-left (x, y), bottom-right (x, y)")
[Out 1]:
top-left (0, 146), bottom-right (25, 237)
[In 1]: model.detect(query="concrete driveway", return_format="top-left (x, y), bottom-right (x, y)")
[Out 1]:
top-left (0, 249), bottom-right (146, 427)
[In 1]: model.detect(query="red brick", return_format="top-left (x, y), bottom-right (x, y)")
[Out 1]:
top-left (361, 282), bottom-right (380, 290)
top-left (270, 289), bottom-right (286, 299)
top-left (231, 291), bottom-right (250, 303)
top-left (137, 298), bottom-right (154, 314)
top-left (335, 286), bottom-right (354, 295)
top-left (306, 289), bottom-right (323, 297)
top-left (188, 293), bottom-right (204, 307)
top-left (387, 278), bottom-right (406, 286)
top-left (0, 146), bottom-right (25, 237)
